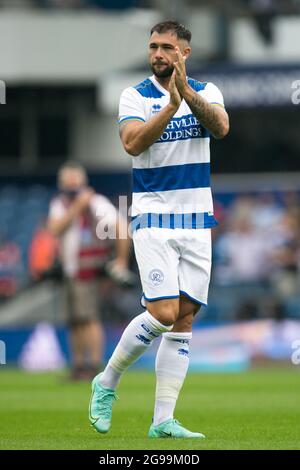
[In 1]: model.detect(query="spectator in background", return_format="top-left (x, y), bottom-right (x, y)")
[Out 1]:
top-left (213, 195), bottom-right (276, 319)
top-left (214, 210), bottom-right (270, 286)
top-left (47, 161), bottom-right (132, 380)
top-left (29, 222), bottom-right (60, 281)
top-left (212, 192), bottom-right (300, 320)
top-left (270, 207), bottom-right (300, 301)
top-left (251, 192), bottom-right (283, 231)
top-left (0, 236), bottom-right (22, 300)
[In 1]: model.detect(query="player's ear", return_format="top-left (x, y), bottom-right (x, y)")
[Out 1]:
top-left (182, 47), bottom-right (191, 60)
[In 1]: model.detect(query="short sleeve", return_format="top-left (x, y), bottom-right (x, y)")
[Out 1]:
top-left (203, 82), bottom-right (225, 107)
top-left (118, 87), bottom-right (146, 125)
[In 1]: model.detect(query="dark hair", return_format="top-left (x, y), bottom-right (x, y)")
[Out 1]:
top-left (150, 20), bottom-right (192, 43)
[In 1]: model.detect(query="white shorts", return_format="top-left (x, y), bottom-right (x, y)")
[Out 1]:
top-left (133, 227), bottom-right (212, 307)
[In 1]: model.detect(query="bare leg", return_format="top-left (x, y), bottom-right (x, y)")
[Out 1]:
top-left (69, 324), bottom-right (86, 369)
top-left (83, 320), bottom-right (105, 368)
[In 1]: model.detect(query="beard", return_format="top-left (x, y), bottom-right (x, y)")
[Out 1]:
top-left (151, 63), bottom-right (174, 78)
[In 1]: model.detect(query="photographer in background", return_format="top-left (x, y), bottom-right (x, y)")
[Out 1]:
top-left (47, 161), bottom-right (133, 380)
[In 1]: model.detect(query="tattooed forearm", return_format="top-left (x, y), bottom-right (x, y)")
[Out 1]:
top-left (189, 94), bottom-right (222, 136)
top-left (183, 86), bottom-right (229, 139)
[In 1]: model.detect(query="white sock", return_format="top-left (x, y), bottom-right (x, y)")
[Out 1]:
top-left (99, 311), bottom-right (172, 390)
top-left (153, 331), bottom-right (192, 426)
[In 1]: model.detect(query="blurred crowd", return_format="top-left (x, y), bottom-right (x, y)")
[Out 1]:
top-left (0, 237), bottom-right (22, 299)
top-left (1, 188), bottom-right (300, 322)
top-left (211, 191), bottom-right (300, 320)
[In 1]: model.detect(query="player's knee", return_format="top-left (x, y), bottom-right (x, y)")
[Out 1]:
top-left (173, 313), bottom-right (194, 332)
top-left (146, 300), bottom-right (179, 326)
top-left (179, 295), bottom-right (201, 317)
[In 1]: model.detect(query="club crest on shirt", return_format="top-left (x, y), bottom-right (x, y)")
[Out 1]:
top-left (149, 269), bottom-right (164, 286)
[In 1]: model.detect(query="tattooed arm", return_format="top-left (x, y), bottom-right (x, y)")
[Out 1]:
top-left (181, 87), bottom-right (229, 139)
top-left (173, 46), bottom-right (229, 139)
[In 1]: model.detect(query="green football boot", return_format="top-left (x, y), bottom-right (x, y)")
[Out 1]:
top-left (148, 419), bottom-right (205, 439)
top-left (89, 373), bottom-right (117, 434)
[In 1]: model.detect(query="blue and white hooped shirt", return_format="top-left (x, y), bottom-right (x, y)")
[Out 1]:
top-left (118, 75), bottom-right (225, 231)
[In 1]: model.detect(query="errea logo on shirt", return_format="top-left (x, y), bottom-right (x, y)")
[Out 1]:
top-left (152, 104), bottom-right (161, 114)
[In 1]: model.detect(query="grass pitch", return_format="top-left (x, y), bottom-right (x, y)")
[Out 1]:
top-left (0, 367), bottom-right (300, 450)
